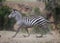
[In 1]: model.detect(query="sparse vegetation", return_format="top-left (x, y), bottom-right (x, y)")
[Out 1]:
top-left (0, 5), bottom-right (13, 30)
top-left (34, 7), bottom-right (41, 15)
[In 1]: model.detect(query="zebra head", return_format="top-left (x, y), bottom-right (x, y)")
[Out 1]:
top-left (8, 9), bottom-right (17, 18)
top-left (8, 9), bottom-right (22, 19)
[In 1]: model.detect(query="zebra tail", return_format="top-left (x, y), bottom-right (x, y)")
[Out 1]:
top-left (47, 21), bottom-right (55, 24)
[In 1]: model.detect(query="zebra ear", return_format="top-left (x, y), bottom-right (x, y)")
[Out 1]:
top-left (11, 9), bottom-right (15, 12)
top-left (13, 9), bottom-right (17, 11)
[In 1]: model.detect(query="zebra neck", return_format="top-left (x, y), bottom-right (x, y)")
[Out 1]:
top-left (15, 15), bottom-right (22, 22)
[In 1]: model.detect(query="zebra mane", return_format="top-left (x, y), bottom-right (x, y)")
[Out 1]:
top-left (13, 9), bottom-right (22, 14)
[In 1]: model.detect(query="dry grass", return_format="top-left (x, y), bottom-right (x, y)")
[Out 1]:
top-left (0, 31), bottom-right (60, 43)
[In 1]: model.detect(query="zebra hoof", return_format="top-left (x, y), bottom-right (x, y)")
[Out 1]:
top-left (36, 35), bottom-right (43, 38)
top-left (23, 35), bottom-right (29, 37)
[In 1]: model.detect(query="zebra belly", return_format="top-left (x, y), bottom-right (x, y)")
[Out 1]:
top-left (23, 23), bottom-right (32, 27)
top-left (23, 21), bottom-right (33, 28)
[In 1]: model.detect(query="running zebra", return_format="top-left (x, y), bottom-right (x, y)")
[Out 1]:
top-left (8, 9), bottom-right (52, 38)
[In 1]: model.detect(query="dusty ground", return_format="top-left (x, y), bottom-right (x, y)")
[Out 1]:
top-left (0, 31), bottom-right (60, 43)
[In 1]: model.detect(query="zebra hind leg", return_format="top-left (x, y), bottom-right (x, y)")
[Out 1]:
top-left (34, 26), bottom-right (43, 38)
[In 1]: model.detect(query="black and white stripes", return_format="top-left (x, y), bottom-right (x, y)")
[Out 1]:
top-left (22, 15), bottom-right (49, 27)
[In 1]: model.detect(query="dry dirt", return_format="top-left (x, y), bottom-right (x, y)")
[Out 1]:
top-left (0, 31), bottom-right (60, 43)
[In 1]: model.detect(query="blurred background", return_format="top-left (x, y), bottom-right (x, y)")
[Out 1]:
top-left (0, 0), bottom-right (60, 36)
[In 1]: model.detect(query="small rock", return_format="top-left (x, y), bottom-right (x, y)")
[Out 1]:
top-left (0, 35), bottom-right (1, 37)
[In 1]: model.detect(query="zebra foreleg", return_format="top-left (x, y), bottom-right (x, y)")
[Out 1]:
top-left (12, 26), bottom-right (21, 38)
top-left (23, 28), bottom-right (30, 37)
top-left (26, 28), bottom-right (30, 36)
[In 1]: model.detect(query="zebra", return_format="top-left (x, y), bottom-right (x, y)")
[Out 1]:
top-left (8, 9), bottom-right (52, 38)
